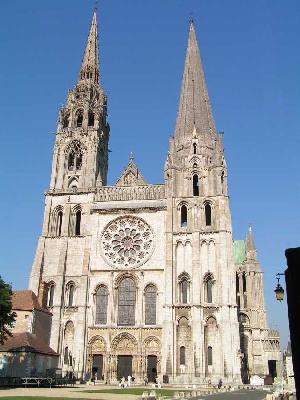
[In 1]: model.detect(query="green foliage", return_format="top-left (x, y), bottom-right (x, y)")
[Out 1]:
top-left (0, 276), bottom-right (16, 345)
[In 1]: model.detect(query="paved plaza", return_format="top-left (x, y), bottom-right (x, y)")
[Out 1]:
top-left (0, 385), bottom-right (274, 400)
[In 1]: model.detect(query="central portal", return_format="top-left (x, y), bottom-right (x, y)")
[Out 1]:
top-left (117, 355), bottom-right (132, 380)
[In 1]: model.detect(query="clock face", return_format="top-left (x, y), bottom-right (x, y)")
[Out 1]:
top-left (100, 216), bottom-right (155, 269)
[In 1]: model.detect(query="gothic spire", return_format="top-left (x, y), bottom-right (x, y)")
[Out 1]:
top-left (174, 20), bottom-right (217, 146)
top-left (78, 8), bottom-right (100, 85)
top-left (246, 225), bottom-right (256, 251)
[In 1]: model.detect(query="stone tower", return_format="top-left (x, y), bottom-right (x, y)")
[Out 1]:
top-left (29, 11), bottom-right (280, 384)
top-left (163, 20), bottom-right (241, 382)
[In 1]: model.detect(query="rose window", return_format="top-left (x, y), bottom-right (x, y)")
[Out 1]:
top-left (100, 216), bottom-right (154, 268)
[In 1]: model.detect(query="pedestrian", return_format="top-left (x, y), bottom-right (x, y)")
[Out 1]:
top-left (127, 374), bottom-right (132, 387)
top-left (218, 379), bottom-right (222, 389)
top-left (144, 376), bottom-right (148, 385)
top-left (131, 376), bottom-right (135, 385)
top-left (121, 376), bottom-right (125, 388)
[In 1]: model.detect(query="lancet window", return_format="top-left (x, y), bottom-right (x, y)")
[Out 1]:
top-left (180, 204), bottom-right (187, 227)
top-left (95, 285), bottom-right (108, 325)
top-left (48, 282), bottom-right (55, 307)
top-left (145, 284), bottom-right (157, 325)
top-left (180, 346), bottom-right (186, 365)
top-left (205, 203), bottom-right (212, 226)
top-left (193, 174), bottom-right (199, 196)
top-left (66, 282), bottom-right (75, 307)
top-left (66, 140), bottom-right (83, 171)
top-left (118, 278), bottom-right (136, 326)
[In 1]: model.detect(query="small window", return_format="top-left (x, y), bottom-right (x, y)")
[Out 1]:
top-left (64, 346), bottom-right (69, 365)
top-left (68, 153), bottom-right (75, 170)
top-left (180, 346), bottom-right (186, 365)
top-left (57, 211), bottom-right (63, 236)
top-left (205, 204), bottom-right (211, 226)
top-left (193, 175), bottom-right (199, 196)
top-left (48, 284), bottom-right (55, 307)
top-left (76, 153), bottom-right (82, 170)
top-left (75, 210), bottom-right (81, 236)
top-left (193, 143), bottom-right (197, 154)
top-left (181, 279), bottom-right (188, 304)
top-left (68, 284), bottom-right (74, 307)
top-left (88, 112), bottom-right (95, 127)
top-left (77, 113), bottom-right (83, 127)
top-left (10, 321), bottom-right (16, 329)
top-left (206, 278), bottom-right (212, 303)
top-left (181, 205), bottom-right (187, 227)
top-left (242, 274), bottom-right (247, 292)
top-left (25, 315), bottom-right (29, 320)
top-left (208, 346), bottom-right (212, 366)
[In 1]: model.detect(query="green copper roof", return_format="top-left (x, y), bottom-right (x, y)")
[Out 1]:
top-left (233, 240), bottom-right (247, 264)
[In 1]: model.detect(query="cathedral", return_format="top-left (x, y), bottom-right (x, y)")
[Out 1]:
top-left (29, 9), bottom-right (281, 384)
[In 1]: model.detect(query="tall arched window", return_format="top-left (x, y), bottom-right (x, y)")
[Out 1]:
top-left (66, 140), bottom-right (83, 171)
top-left (180, 346), bottom-right (186, 365)
top-left (205, 204), bottom-right (212, 226)
top-left (64, 346), bottom-right (69, 365)
top-left (48, 283), bottom-right (55, 307)
top-left (76, 110), bottom-right (83, 127)
top-left (145, 285), bottom-right (156, 325)
top-left (67, 283), bottom-right (75, 307)
top-left (57, 211), bottom-right (63, 236)
top-left (88, 111), bottom-right (95, 127)
top-left (193, 143), bottom-right (197, 154)
top-left (118, 278), bottom-right (136, 326)
top-left (193, 175), bottom-right (199, 196)
top-left (181, 279), bottom-right (188, 304)
top-left (181, 204), bottom-right (187, 227)
top-left (206, 277), bottom-right (212, 303)
top-left (208, 346), bottom-right (213, 366)
top-left (95, 285), bottom-right (108, 325)
top-left (75, 210), bottom-right (81, 235)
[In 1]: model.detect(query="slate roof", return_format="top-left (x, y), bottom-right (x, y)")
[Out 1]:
top-left (12, 290), bottom-right (51, 315)
top-left (0, 332), bottom-right (58, 356)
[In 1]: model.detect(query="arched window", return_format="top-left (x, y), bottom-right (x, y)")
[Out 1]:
top-left (95, 285), bottom-right (108, 325)
top-left (205, 204), bottom-right (212, 226)
top-left (57, 211), bottom-right (63, 236)
top-left (67, 283), bottom-right (75, 307)
top-left (75, 210), bottom-right (81, 236)
top-left (118, 278), bottom-right (136, 326)
top-left (118, 278), bottom-right (136, 325)
top-left (181, 205), bottom-right (187, 227)
top-left (193, 143), bottom-right (197, 154)
top-left (180, 346), bottom-right (186, 365)
top-left (67, 140), bottom-right (83, 171)
top-left (208, 346), bottom-right (213, 366)
top-left (181, 279), bottom-right (188, 304)
top-left (193, 175), bottom-right (199, 196)
top-left (76, 110), bottom-right (83, 127)
top-left (145, 285), bottom-right (156, 325)
top-left (48, 283), bottom-right (55, 307)
top-left (242, 274), bottom-right (247, 292)
top-left (88, 111), bottom-right (95, 127)
top-left (206, 277), bottom-right (212, 303)
top-left (68, 153), bottom-right (75, 170)
top-left (64, 346), bottom-right (69, 365)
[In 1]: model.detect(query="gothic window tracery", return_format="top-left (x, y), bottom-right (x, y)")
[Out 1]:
top-left (69, 205), bottom-right (82, 236)
top-left (95, 285), bottom-right (108, 325)
top-left (118, 277), bottom-right (136, 326)
top-left (178, 272), bottom-right (191, 304)
top-left (51, 206), bottom-right (64, 236)
top-left (204, 273), bottom-right (214, 303)
top-left (66, 140), bottom-right (83, 171)
top-left (145, 284), bottom-right (156, 325)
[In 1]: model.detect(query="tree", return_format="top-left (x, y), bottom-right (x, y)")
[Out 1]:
top-left (0, 276), bottom-right (16, 345)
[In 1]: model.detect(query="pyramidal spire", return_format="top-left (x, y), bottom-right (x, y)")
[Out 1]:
top-left (78, 8), bottom-right (100, 84)
top-left (246, 225), bottom-right (256, 251)
top-left (174, 20), bottom-right (217, 146)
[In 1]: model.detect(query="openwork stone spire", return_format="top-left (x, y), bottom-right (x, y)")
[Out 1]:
top-left (174, 20), bottom-right (217, 147)
top-left (79, 8), bottom-right (100, 84)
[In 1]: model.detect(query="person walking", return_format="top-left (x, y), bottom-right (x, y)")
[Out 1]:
top-left (127, 374), bottom-right (132, 387)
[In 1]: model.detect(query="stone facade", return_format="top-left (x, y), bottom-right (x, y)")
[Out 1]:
top-left (28, 10), bottom-right (280, 384)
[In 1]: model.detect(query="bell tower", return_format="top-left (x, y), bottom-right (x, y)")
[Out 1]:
top-left (50, 8), bottom-right (109, 191)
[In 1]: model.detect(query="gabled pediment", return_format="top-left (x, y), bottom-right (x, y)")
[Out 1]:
top-left (115, 153), bottom-right (147, 186)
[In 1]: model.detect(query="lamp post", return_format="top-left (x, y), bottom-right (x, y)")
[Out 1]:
top-left (274, 273), bottom-right (285, 302)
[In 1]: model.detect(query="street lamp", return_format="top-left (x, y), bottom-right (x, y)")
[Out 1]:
top-left (274, 273), bottom-right (285, 302)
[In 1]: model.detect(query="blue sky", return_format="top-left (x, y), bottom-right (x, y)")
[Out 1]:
top-left (0, 0), bottom-right (299, 349)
